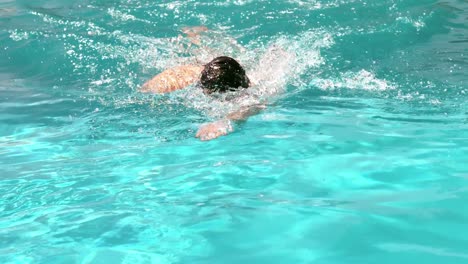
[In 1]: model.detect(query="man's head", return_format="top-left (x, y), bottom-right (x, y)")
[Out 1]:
top-left (200, 56), bottom-right (250, 94)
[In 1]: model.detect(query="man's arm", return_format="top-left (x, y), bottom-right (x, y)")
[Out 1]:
top-left (226, 104), bottom-right (266, 121)
top-left (140, 65), bottom-right (203, 93)
top-left (141, 26), bottom-right (207, 93)
top-left (195, 104), bottom-right (266, 141)
top-left (181, 26), bottom-right (208, 46)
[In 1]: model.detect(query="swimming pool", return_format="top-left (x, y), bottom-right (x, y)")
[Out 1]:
top-left (1, 0), bottom-right (467, 263)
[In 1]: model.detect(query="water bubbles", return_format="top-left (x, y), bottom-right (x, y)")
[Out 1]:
top-left (107, 8), bottom-right (137, 22)
top-left (163, 29), bottom-right (338, 119)
top-left (396, 16), bottom-right (427, 31)
top-left (8, 30), bottom-right (29, 41)
top-left (312, 70), bottom-right (394, 91)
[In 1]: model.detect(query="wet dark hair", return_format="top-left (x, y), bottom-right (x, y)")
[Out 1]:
top-left (200, 56), bottom-right (250, 94)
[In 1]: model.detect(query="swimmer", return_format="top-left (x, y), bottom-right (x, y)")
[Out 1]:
top-left (140, 26), bottom-right (295, 141)
top-left (141, 55), bottom-right (265, 141)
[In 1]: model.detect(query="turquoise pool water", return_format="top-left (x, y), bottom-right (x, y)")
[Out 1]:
top-left (1, 0), bottom-right (467, 263)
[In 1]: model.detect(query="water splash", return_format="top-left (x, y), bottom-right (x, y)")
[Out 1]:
top-left (311, 70), bottom-right (395, 91)
top-left (168, 29), bottom-right (335, 119)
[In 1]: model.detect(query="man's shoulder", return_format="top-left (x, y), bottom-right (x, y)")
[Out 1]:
top-left (140, 65), bottom-right (203, 93)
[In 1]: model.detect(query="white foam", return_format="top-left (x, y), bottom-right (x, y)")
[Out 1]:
top-left (171, 30), bottom-right (335, 119)
top-left (28, 8), bottom-right (339, 116)
top-left (8, 30), bottom-right (29, 41)
top-left (396, 16), bottom-right (427, 31)
top-left (288, 0), bottom-right (359, 10)
top-left (107, 8), bottom-right (137, 22)
top-left (311, 70), bottom-right (395, 91)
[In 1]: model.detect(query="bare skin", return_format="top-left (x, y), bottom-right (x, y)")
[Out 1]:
top-left (140, 65), bottom-right (203, 93)
top-left (195, 104), bottom-right (266, 141)
top-left (181, 26), bottom-right (208, 46)
top-left (141, 63), bottom-right (263, 141)
top-left (195, 119), bottom-right (233, 141)
top-left (141, 27), bottom-right (264, 141)
top-left (140, 26), bottom-right (209, 94)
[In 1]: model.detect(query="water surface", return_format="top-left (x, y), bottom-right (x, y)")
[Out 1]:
top-left (1, 0), bottom-right (467, 263)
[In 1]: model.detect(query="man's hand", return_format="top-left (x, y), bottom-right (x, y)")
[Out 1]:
top-left (196, 119), bottom-right (233, 141)
top-left (226, 104), bottom-right (266, 121)
top-left (181, 26), bottom-right (208, 46)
